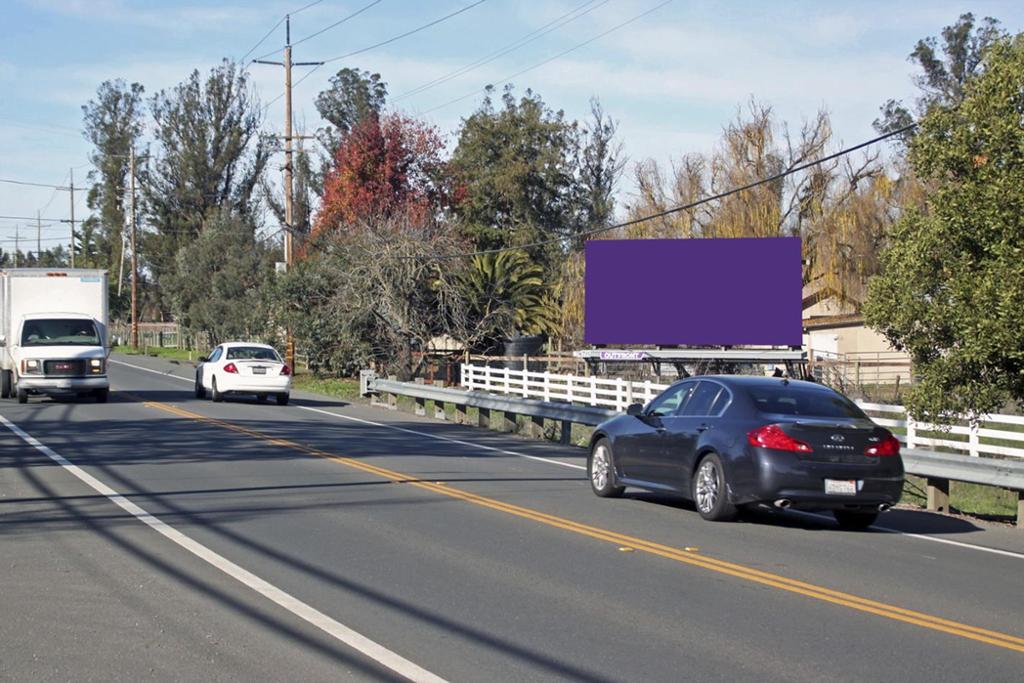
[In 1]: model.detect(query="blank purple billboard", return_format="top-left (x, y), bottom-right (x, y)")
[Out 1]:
top-left (584, 237), bottom-right (803, 346)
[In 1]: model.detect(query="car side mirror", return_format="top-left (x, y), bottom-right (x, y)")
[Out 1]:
top-left (626, 403), bottom-right (644, 416)
top-left (198, 356), bottom-right (208, 363)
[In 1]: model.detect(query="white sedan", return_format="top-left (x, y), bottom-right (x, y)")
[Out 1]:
top-left (195, 342), bottom-right (291, 405)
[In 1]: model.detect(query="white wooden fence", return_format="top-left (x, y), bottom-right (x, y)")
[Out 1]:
top-left (460, 364), bottom-right (1024, 461)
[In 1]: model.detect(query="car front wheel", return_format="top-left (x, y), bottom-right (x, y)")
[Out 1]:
top-left (692, 453), bottom-right (737, 522)
top-left (194, 375), bottom-right (205, 399)
top-left (588, 438), bottom-right (624, 498)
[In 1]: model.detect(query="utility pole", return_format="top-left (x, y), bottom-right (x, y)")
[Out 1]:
top-left (254, 14), bottom-right (323, 372)
top-left (130, 146), bottom-right (139, 349)
top-left (12, 225), bottom-right (20, 267)
top-left (36, 212), bottom-right (41, 257)
top-left (69, 168), bottom-right (75, 267)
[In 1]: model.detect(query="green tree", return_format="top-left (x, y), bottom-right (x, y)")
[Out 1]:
top-left (574, 98), bottom-right (626, 248)
top-left (169, 211), bottom-right (274, 345)
top-left (863, 35), bottom-right (1024, 421)
top-left (315, 68), bottom-right (387, 155)
top-left (81, 79), bottom-right (146, 315)
top-left (454, 250), bottom-right (559, 353)
top-left (143, 60), bottom-right (271, 314)
top-left (874, 12), bottom-right (1005, 137)
top-left (450, 86), bottom-right (581, 275)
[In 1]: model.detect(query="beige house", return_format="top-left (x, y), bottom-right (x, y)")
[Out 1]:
top-left (802, 279), bottom-right (911, 385)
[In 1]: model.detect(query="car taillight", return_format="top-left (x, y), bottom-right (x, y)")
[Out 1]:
top-left (747, 425), bottom-right (813, 453)
top-left (223, 362), bottom-right (238, 374)
top-left (280, 365), bottom-right (291, 376)
top-left (866, 433), bottom-right (901, 457)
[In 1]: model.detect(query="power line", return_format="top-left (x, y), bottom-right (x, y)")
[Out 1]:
top-left (0, 177), bottom-right (70, 190)
top-left (254, 0), bottom-right (382, 60)
top-left (241, 15), bottom-right (286, 63)
top-left (393, 0), bottom-right (609, 102)
top-left (262, 0), bottom-right (490, 111)
top-left (370, 122), bottom-right (919, 261)
top-left (321, 0), bottom-right (489, 64)
top-left (422, 0), bottom-right (671, 115)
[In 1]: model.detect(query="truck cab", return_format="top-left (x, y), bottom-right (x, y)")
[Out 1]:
top-left (0, 269), bottom-right (110, 404)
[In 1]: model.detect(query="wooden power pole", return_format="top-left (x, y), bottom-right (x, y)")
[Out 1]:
top-left (130, 146), bottom-right (139, 349)
top-left (68, 168), bottom-right (76, 267)
top-left (255, 14), bottom-right (322, 371)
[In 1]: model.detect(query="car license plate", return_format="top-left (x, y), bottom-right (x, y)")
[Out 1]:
top-left (825, 479), bottom-right (857, 495)
top-left (252, 367), bottom-right (267, 375)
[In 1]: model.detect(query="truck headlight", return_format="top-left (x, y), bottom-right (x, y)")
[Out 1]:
top-left (22, 359), bottom-right (42, 374)
top-left (89, 359), bottom-right (104, 374)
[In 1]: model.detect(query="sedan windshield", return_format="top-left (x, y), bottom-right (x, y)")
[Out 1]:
top-left (21, 319), bottom-right (100, 346)
top-left (748, 385), bottom-right (866, 419)
top-left (226, 346), bottom-right (281, 361)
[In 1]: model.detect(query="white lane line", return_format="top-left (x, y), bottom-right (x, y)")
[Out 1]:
top-left (0, 414), bottom-right (447, 683)
top-left (786, 510), bottom-right (1024, 561)
top-left (110, 358), bottom-right (194, 382)
top-left (112, 359), bottom-right (1024, 559)
top-left (110, 358), bottom-right (586, 472)
top-left (297, 404), bottom-right (587, 472)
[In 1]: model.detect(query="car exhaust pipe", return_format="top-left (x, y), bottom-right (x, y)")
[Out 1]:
top-left (774, 498), bottom-right (792, 509)
top-left (878, 503), bottom-right (891, 512)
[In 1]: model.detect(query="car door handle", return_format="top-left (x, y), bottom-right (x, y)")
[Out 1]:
top-left (696, 423), bottom-right (711, 433)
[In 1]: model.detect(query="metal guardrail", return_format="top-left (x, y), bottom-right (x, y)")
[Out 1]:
top-left (366, 375), bottom-right (1024, 526)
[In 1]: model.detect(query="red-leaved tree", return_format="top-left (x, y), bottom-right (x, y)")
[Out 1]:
top-left (313, 113), bottom-right (455, 238)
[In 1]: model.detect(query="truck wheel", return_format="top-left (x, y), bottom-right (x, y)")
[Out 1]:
top-left (94, 388), bottom-right (109, 403)
top-left (1, 370), bottom-right (11, 399)
top-left (16, 388), bottom-right (28, 404)
top-left (211, 377), bottom-right (224, 403)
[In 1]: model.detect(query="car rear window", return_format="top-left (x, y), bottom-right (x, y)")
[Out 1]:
top-left (748, 385), bottom-right (866, 418)
top-left (226, 346), bottom-right (280, 361)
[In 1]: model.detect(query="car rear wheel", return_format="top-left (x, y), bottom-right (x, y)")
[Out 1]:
top-left (256, 394), bottom-right (268, 402)
top-left (276, 393), bottom-right (289, 406)
top-left (692, 453), bottom-right (737, 521)
top-left (833, 510), bottom-right (878, 530)
top-left (211, 377), bottom-right (224, 403)
top-left (588, 438), bottom-right (624, 498)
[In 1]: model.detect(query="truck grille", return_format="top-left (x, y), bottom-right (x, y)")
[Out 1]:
top-left (43, 360), bottom-right (86, 377)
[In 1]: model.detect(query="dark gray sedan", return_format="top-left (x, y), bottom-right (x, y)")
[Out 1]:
top-left (588, 376), bottom-right (904, 529)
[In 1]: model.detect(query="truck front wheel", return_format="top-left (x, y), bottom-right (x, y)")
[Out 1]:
top-left (1, 370), bottom-right (11, 399)
top-left (94, 388), bottom-right (109, 403)
top-left (16, 387), bottom-right (28, 404)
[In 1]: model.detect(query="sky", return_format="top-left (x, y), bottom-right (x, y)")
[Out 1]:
top-left (2, 0), bottom-right (1024, 253)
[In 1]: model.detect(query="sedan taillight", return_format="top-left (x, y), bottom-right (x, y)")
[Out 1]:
top-left (280, 364), bottom-right (291, 376)
top-left (223, 362), bottom-right (239, 374)
top-left (747, 424), bottom-right (813, 453)
top-left (865, 433), bottom-right (901, 457)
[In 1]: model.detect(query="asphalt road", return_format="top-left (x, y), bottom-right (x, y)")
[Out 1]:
top-left (2, 354), bottom-right (1023, 682)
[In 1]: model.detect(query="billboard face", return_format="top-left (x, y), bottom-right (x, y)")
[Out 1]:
top-left (584, 237), bottom-right (803, 346)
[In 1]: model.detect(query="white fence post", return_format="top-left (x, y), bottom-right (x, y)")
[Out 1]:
top-left (625, 380), bottom-right (634, 408)
top-left (906, 412), bottom-right (916, 450)
top-left (567, 377), bottom-right (575, 404)
top-left (543, 372), bottom-right (551, 402)
top-left (522, 368), bottom-right (529, 399)
top-left (969, 422), bottom-right (980, 457)
top-left (590, 375), bottom-right (598, 407)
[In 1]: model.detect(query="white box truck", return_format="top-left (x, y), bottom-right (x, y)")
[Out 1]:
top-left (0, 269), bottom-right (110, 403)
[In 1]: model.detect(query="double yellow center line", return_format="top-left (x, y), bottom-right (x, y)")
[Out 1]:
top-left (145, 399), bottom-right (1024, 654)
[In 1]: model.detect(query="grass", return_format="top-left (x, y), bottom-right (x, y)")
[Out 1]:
top-left (901, 474), bottom-right (1019, 521)
top-left (115, 345), bottom-right (199, 363)
top-left (291, 375), bottom-right (361, 402)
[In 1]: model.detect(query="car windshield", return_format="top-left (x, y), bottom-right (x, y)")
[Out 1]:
top-left (748, 385), bottom-right (866, 419)
top-left (226, 346), bottom-right (281, 361)
top-left (21, 319), bottom-right (100, 346)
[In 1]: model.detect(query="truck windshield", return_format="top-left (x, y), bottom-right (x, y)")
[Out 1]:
top-left (21, 319), bottom-right (100, 346)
